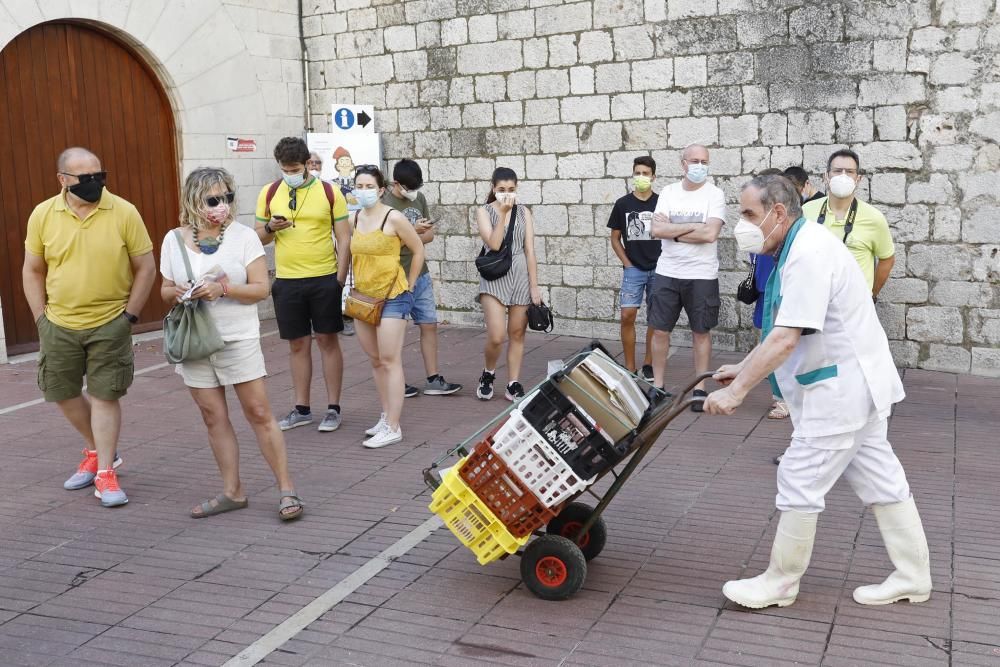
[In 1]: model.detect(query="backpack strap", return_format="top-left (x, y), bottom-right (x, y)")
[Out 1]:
top-left (263, 179), bottom-right (282, 219)
top-left (322, 180), bottom-right (336, 214)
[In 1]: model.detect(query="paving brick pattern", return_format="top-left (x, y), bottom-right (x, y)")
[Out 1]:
top-left (0, 325), bottom-right (997, 666)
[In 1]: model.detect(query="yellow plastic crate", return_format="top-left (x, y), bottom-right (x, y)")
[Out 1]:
top-left (429, 459), bottom-right (529, 565)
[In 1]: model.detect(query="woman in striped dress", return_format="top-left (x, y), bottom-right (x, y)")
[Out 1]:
top-left (474, 167), bottom-right (541, 401)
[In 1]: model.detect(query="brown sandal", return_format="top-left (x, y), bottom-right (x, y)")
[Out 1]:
top-left (191, 493), bottom-right (248, 518)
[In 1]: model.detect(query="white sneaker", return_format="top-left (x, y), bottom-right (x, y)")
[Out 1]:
top-left (365, 413), bottom-right (387, 437)
top-left (364, 426), bottom-right (402, 449)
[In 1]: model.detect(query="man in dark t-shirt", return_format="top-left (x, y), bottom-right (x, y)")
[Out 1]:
top-left (608, 155), bottom-right (661, 379)
top-left (382, 159), bottom-right (462, 398)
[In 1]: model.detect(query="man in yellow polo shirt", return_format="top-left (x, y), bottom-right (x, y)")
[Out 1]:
top-left (22, 147), bottom-right (156, 508)
top-left (255, 137), bottom-right (351, 433)
top-left (802, 149), bottom-right (895, 298)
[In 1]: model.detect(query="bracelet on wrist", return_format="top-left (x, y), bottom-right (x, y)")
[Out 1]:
top-left (221, 282), bottom-right (229, 298)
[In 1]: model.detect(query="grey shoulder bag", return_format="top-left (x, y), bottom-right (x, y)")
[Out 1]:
top-left (163, 230), bottom-right (225, 364)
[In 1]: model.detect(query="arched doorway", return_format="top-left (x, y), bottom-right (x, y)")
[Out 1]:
top-left (0, 21), bottom-right (179, 354)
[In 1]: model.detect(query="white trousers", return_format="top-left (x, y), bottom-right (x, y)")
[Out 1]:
top-left (776, 416), bottom-right (911, 513)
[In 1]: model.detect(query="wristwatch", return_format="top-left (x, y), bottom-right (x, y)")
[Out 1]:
top-left (123, 311), bottom-right (138, 324)
top-left (264, 222), bottom-right (274, 234)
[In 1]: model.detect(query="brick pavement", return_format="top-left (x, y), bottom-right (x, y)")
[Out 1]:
top-left (0, 324), bottom-right (998, 666)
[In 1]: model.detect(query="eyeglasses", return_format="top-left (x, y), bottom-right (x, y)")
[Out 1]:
top-left (829, 168), bottom-right (859, 176)
top-left (205, 192), bottom-right (235, 208)
top-left (59, 171), bottom-right (107, 183)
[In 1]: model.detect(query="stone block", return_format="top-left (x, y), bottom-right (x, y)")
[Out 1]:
top-left (907, 244), bottom-right (975, 281)
top-left (873, 39), bottom-right (908, 72)
top-left (522, 99), bottom-right (559, 126)
top-left (874, 106), bottom-right (907, 142)
top-left (643, 91), bottom-right (691, 118)
top-left (858, 74), bottom-right (927, 107)
top-left (569, 66), bottom-right (594, 95)
top-left (930, 144), bottom-right (975, 172)
top-left (846, 0), bottom-right (932, 39)
top-left (557, 154), bottom-right (597, 179)
top-left (916, 114), bottom-right (959, 147)
top-left (706, 52), bottom-right (755, 86)
top-left (623, 119), bottom-right (668, 150)
top-left (578, 31), bottom-right (614, 64)
top-left (788, 111), bottom-right (835, 145)
top-left (449, 77), bottom-right (475, 104)
top-left (486, 127), bottom-right (540, 154)
top-left (468, 14), bottom-right (497, 43)
top-left (569, 205), bottom-right (600, 236)
top-left (814, 42), bottom-right (872, 76)
top-left (674, 55), bottom-right (708, 88)
top-left (920, 343), bottom-right (971, 373)
top-left (384, 25), bottom-right (417, 52)
top-left (907, 306), bottom-right (964, 344)
top-left (385, 82), bottom-right (419, 108)
top-left (907, 52), bottom-right (931, 74)
top-left (438, 181), bottom-right (476, 205)
top-left (493, 101), bottom-right (522, 126)
top-left (880, 278), bottom-right (928, 303)
top-left (875, 302), bottom-right (906, 339)
top-left (742, 147), bottom-right (771, 173)
top-left (532, 205), bottom-right (570, 235)
top-left (737, 12), bottom-right (787, 48)
top-left (939, 0), bottom-right (993, 25)
top-left (929, 52), bottom-right (978, 86)
top-left (856, 142), bottom-right (923, 170)
top-left (580, 121), bottom-right (625, 152)
top-left (667, 117), bottom-right (718, 148)
top-left (457, 42), bottom-right (523, 74)
top-left (549, 34), bottom-right (578, 67)
top-left (963, 202), bottom-right (1000, 244)
top-left (429, 157), bottom-right (466, 182)
top-left (465, 157), bottom-right (495, 180)
top-left (771, 145), bottom-right (803, 169)
top-left (907, 174), bottom-right (954, 205)
top-left (415, 131), bottom-right (453, 157)
top-left (535, 68), bottom-right (569, 98)
top-left (708, 148), bottom-right (742, 176)
top-left (771, 79), bottom-right (857, 110)
top-left (541, 125), bottom-right (579, 153)
top-left (759, 114), bottom-right (787, 146)
top-left (536, 3), bottom-right (592, 36)
top-left (563, 265), bottom-right (595, 287)
top-left (496, 10), bottom-right (533, 39)
top-left (931, 206), bottom-right (961, 242)
top-left (550, 286), bottom-right (577, 317)
top-left (930, 281), bottom-right (994, 308)
top-left (910, 27), bottom-right (949, 52)
top-left (543, 179), bottom-right (584, 204)
top-left (523, 38), bottom-right (548, 68)
top-left (719, 115), bottom-right (758, 147)
top-left (397, 107), bottom-right (430, 132)
top-left (692, 86), bottom-right (742, 115)
top-left (836, 109), bottom-right (874, 143)
top-left (631, 58), bottom-right (673, 91)
top-left (596, 63), bottom-right (632, 94)
top-left (526, 154), bottom-right (558, 180)
top-left (577, 288), bottom-right (616, 319)
top-left (971, 347), bottom-right (1000, 377)
top-left (789, 4), bottom-right (844, 42)
top-left (613, 25), bottom-right (655, 61)
top-left (958, 171), bottom-right (1000, 203)
top-left (440, 18), bottom-right (468, 46)
top-left (889, 340), bottom-right (920, 367)
top-left (645, 0), bottom-right (667, 21)
top-left (935, 87), bottom-right (979, 115)
top-left (654, 16), bottom-right (737, 56)
top-left (445, 235), bottom-right (479, 262)
top-left (506, 71), bottom-right (537, 100)
top-left (970, 111), bottom-right (1000, 143)
top-left (427, 47), bottom-right (458, 78)
top-left (420, 79), bottom-right (450, 107)
top-left (562, 95), bottom-right (611, 123)
top-left (887, 204), bottom-right (930, 242)
top-left (756, 46), bottom-right (811, 83)
top-left (669, 0), bottom-right (720, 19)
top-left (871, 173), bottom-right (907, 205)
top-left (474, 75), bottom-right (506, 102)
top-left (416, 20), bottom-right (441, 48)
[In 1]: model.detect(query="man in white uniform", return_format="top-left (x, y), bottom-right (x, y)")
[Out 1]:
top-left (649, 144), bottom-right (727, 410)
top-left (704, 174), bottom-right (931, 609)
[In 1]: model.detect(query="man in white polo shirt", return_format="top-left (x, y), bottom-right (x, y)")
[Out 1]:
top-left (649, 144), bottom-right (726, 411)
top-left (705, 174), bottom-right (931, 611)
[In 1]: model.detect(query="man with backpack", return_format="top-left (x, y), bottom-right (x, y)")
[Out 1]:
top-left (255, 137), bottom-right (351, 433)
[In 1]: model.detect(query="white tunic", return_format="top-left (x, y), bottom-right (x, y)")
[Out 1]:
top-left (767, 220), bottom-right (904, 443)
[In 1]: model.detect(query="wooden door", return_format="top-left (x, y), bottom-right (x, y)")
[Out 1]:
top-left (0, 21), bottom-right (179, 354)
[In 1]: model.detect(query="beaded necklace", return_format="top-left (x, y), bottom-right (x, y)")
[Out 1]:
top-left (193, 222), bottom-right (228, 255)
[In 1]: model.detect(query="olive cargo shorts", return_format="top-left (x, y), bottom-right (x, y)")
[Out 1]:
top-left (36, 313), bottom-right (135, 402)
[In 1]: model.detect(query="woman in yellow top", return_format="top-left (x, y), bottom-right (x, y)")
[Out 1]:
top-left (350, 165), bottom-right (425, 448)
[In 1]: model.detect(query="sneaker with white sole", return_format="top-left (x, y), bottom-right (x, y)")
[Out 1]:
top-left (94, 470), bottom-right (128, 507)
top-left (640, 364), bottom-right (654, 382)
top-left (365, 413), bottom-right (387, 436)
top-left (424, 376), bottom-right (462, 396)
top-left (476, 370), bottom-right (495, 401)
top-left (404, 384), bottom-right (420, 398)
top-left (341, 319), bottom-right (355, 336)
top-left (64, 450), bottom-right (123, 490)
top-left (279, 409), bottom-right (314, 431)
top-left (364, 426), bottom-right (402, 448)
top-left (318, 409), bottom-right (342, 432)
top-left (505, 381), bottom-right (525, 402)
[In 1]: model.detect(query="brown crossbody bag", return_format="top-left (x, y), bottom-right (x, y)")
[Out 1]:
top-left (343, 210), bottom-right (396, 326)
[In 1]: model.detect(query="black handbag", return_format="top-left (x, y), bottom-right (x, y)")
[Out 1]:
top-left (737, 254), bottom-right (759, 305)
top-left (475, 205), bottom-right (517, 281)
top-left (527, 301), bottom-right (554, 333)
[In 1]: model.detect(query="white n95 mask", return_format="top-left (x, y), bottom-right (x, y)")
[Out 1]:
top-left (734, 206), bottom-right (776, 254)
top-left (829, 173), bottom-right (857, 198)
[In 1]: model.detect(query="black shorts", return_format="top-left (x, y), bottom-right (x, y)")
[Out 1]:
top-left (648, 275), bottom-right (720, 333)
top-left (272, 273), bottom-right (344, 340)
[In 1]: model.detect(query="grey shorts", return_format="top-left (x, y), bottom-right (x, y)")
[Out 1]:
top-left (648, 275), bottom-right (720, 333)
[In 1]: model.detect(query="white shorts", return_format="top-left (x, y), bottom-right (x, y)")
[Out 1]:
top-left (175, 338), bottom-right (267, 389)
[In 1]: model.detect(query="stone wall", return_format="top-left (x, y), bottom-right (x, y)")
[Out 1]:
top-left (303, 0), bottom-right (1000, 375)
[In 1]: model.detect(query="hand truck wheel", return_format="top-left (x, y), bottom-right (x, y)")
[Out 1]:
top-left (546, 502), bottom-right (607, 561)
top-left (520, 535), bottom-right (587, 601)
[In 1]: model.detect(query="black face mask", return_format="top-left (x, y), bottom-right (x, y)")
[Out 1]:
top-left (67, 178), bottom-right (105, 203)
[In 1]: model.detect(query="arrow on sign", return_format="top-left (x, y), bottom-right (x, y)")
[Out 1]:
top-left (357, 110), bottom-right (372, 128)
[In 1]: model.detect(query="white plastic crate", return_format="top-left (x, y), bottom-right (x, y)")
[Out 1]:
top-left (490, 410), bottom-right (595, 508)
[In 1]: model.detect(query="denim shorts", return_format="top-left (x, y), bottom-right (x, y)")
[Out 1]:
top-left (381, 290), bottom-right (414, 320)
top-left (619, 266), bottom-right (657, 309)
top-left (409, 273), bottom-right (437, 325)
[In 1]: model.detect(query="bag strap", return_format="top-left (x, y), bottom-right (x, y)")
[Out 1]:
top-left (263, 179), bottom-right (282, 219)
top-left (173, 229), bottom-right (196, 284)
top-left (816, 198), bottom-right (858, 244)
top-left (380, 209), bottom-right (392, 230)
top-left (502, 205), bottom-right (517, 248)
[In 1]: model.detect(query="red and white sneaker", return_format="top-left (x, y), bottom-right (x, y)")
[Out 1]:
top-left (64, 450), bottom-right (123, 490)
top-left (94, 470), bottom-right (128, 507)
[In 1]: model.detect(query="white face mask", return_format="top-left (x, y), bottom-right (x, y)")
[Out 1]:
top-left (400, 187), bottom-right (420, 202)
top-left (829, 173), bottom-right (857, 198)
top-left (495, 192), bottom-right (517, 205)
top-left (686, 163), bottom-right (709, 184)
top-left (734, 206), bottom-right (777, 254)
top-left (309, 169), bottom-right (321, 178)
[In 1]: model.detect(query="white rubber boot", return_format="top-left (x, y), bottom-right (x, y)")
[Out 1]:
top-left (723, 511), bottom-right (817, 609)
top-left (853, 496), bottom-right (932, 605)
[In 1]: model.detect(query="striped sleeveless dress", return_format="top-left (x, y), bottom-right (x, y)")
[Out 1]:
top-left (477, 204), bottom-right (530, 306)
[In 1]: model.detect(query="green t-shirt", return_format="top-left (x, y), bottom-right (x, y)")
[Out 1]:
top-left (801, 196), bottom-right (895, 290)
top-left (381, 189), bottom-right (429, 276)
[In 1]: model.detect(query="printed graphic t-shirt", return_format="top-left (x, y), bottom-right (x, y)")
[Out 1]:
top-left (606, 192), bottom-right (661, 271)
top-left (381, 189), bottom-right (429, 276)
top-left (653, 180), bottom-right (727, 280)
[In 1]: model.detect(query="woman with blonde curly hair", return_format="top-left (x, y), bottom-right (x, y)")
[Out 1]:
top-left (159, 167), bottom-right (303, 521)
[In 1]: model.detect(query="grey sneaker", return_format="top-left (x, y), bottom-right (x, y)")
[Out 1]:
top-left (318, 409), bottom-right (342, 432)
top-left (64, 450), bottom-right (123, 490)
top-left (404, 384), bottom-right (420, 398)
top-left (279, 409), bottom-right (314, 431)
top-left (341, 319), bottom-right (355, 336)
top-left (424, 376), bottom-right (462, 396)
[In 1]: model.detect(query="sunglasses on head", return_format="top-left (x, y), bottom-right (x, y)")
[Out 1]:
top-left (60, 171), bottom-right (107, 183)
top-left (205, 192), bottom-right (235, 208)
top-left (354, 164), bottom-right (380, 175)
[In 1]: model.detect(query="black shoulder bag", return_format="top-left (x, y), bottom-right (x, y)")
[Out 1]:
top-left (737, 253), bottom-right (759, 305)
top-left (475, 205), bottom-right (517, 281)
